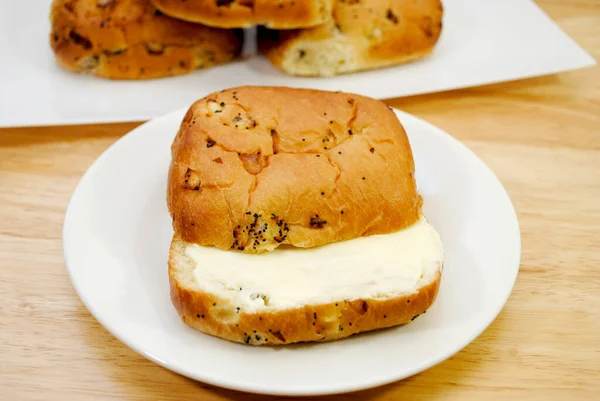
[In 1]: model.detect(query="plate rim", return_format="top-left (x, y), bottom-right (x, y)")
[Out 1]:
top-left (62, 107), bottom-right (521, 396)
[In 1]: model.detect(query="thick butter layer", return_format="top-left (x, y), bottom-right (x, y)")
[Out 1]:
top-left (186, 217), bottom-right (443, 312)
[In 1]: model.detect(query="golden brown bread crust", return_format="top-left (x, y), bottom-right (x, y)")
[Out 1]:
top-left (258, 0), bottom-right (443, 76)
top-left (169, 234), bottom-right (441, 345)
top-left (167, 86), bottom-right (422, 253)
top-left (50, 0), bottom-right (243, 79)
top-left (150, 0), bottom-right (334, 29)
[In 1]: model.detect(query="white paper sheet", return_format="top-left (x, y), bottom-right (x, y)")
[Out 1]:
top-left (0, 0), bottom-right (594, 127)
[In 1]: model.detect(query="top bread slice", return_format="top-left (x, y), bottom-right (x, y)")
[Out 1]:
top-left (50, 0), bottom-right (243, 79)
top-left (258, 0), bottom-right (443, 76)
top-left (150, 0), bottom-right (334, 29)
top-left (167, 86), bottom-right (422, 253)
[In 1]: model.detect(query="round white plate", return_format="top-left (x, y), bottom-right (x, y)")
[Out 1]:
top-left (63, 108), bottom-right (520, 396)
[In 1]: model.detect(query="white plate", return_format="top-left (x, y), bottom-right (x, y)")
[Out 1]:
top-left (63, 106), bottom-right (520, 396)
top-left (0, 0), bottom-right (594, 127)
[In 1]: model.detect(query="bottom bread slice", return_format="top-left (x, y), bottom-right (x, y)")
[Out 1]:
top-left (169, 217), bottom-right (443, 345)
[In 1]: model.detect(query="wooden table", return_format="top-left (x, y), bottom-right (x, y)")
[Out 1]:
top-left (1, 1), bottom-right (599, 400)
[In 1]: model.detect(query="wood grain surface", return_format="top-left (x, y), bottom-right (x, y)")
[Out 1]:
top-left (1, 1), bottom-right (599, 400)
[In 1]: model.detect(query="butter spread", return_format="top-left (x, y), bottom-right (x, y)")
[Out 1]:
top-left (186, 217), bottom-right (443, 312)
